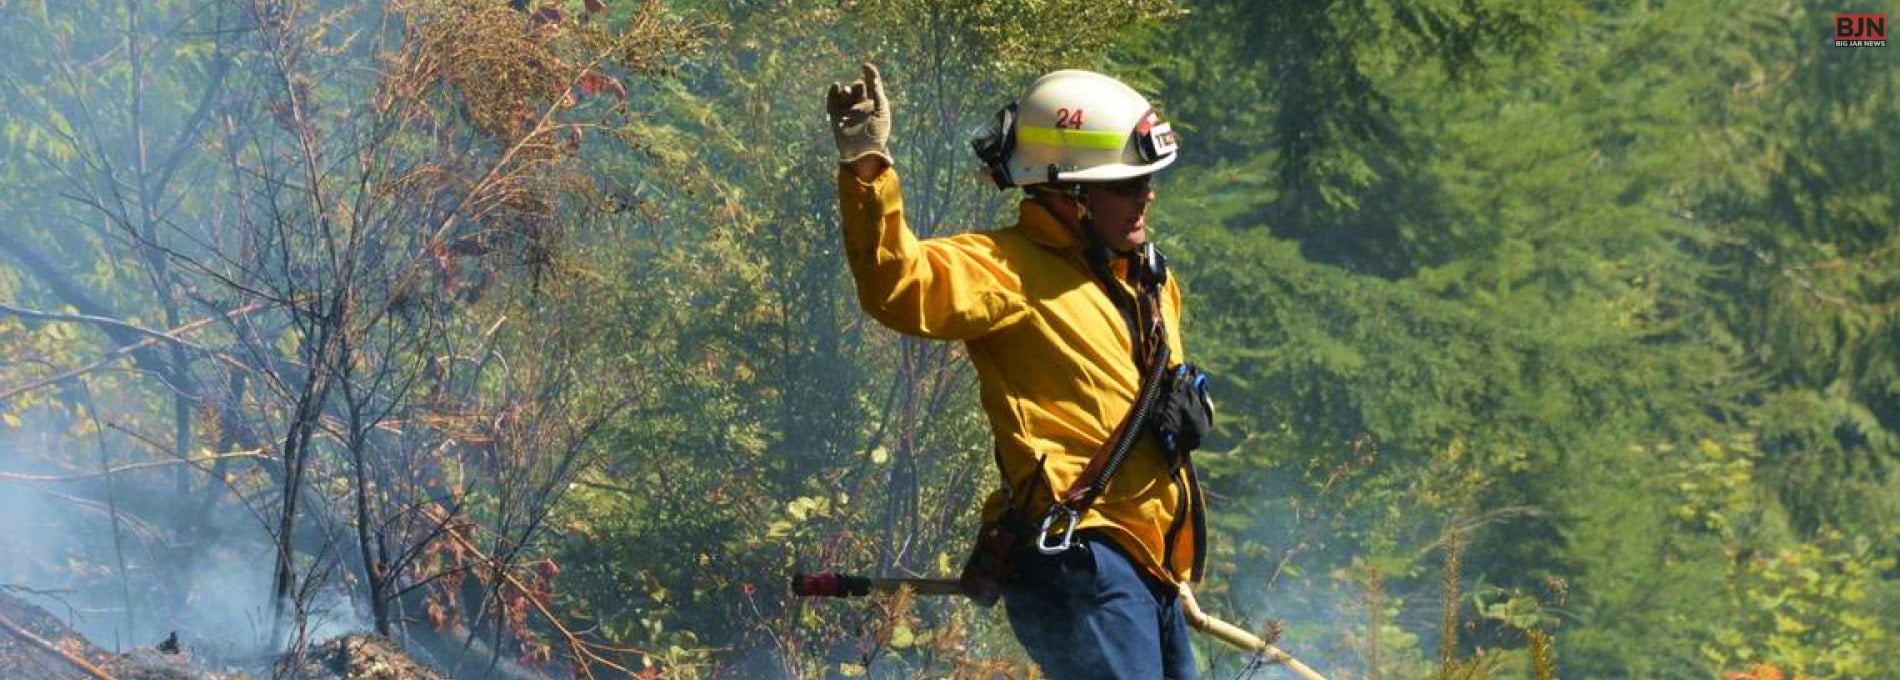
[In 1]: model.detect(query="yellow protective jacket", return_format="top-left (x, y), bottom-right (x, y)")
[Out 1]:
top-left (837, 167), bottom-right (1205, 585)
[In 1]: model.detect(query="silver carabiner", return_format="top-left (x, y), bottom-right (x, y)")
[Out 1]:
top-left (1035, 504), bottom-right (1079, 555)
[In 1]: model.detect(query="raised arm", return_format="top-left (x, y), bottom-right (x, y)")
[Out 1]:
top-left (827, 64), bottom-right (1026, 340)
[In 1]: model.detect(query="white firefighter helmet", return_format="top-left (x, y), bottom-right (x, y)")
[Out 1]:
top-left (974, 70), bottom-right (1179, 188)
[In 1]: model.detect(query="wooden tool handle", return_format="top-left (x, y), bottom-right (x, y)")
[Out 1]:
top-left (1177, 584), bottom-right (1330, 680)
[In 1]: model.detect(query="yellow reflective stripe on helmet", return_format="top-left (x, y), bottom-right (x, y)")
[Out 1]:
top-left (1016, 125), bottom-right (1126, 150)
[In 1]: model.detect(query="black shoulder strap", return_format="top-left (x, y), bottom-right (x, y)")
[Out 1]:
top-left (1055, 247), bottom-right (1170, 514)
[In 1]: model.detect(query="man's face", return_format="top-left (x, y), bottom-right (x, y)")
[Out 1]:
top-left (1084, 175), bottom-right (1156, 253)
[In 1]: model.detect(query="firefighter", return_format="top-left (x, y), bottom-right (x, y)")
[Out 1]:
top-left (826, 63), bottom-right (1212, 680)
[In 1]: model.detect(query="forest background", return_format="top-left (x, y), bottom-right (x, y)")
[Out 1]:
top-left (0, 0), bottom-right (1895, 678)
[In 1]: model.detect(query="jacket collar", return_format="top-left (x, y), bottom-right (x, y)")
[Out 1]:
top-left (1017, 197), bottom-right (1138, 279)
top-left (1017, 197), bottom-right (1082, 251)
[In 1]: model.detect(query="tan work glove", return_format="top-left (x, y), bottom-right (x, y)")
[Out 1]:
top-left (826, 63), bottom-right (892, 165)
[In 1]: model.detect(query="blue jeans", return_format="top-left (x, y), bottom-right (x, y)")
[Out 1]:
top-left (1002, 534), bottom-right (1198, 680)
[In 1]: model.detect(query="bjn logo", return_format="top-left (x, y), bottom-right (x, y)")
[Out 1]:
top-left (1835, 13), bottom-right (1886, 41)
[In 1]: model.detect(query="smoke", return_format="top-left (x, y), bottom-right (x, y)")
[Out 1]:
top-left (0, 422), bottom-right (146, 650)
top-left (1207, 476), bottom-right (1441, 679)
top-left (0, 416), bottom-right (371, 663)
top-left (1217, 548), bottom-right (1370, 675)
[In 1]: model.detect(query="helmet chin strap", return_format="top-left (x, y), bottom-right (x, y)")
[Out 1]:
top-left (1029, 183), bottom-right (1161, 368)
top-left (1030, 185), bottom-right (1152, 326)
top-left (1030, 185), bottom-right (1167, 294)
top-left (1030, 184), bottom-right (1122, 263)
